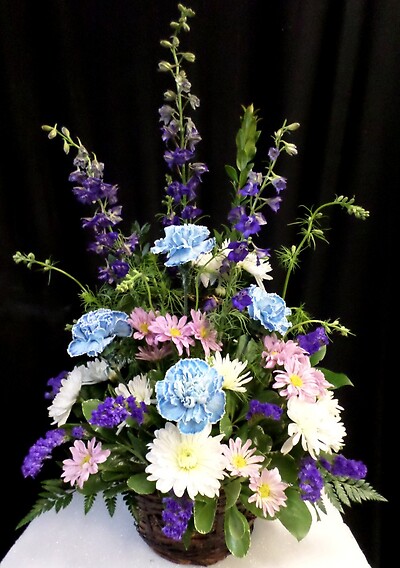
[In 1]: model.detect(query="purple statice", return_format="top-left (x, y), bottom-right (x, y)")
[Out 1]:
top-left (71, 426), bottom-right (86, 439)
top-left (320, 455), bottom-right (367, 480)
top-left (298, 457), bottom-right (324, 503)
top-left (246, 399), bottom-right (283, 421)
top-left (232, 289), bottom-right (252, 311)
top-left (297, 326), bottom-right (329, 356)
top-left (125, 396), bottom-right (147, 426)
top-left (90, 395), bottom-right (146, 428)
top-left (90, 396), bottom-right (129, 428)
top-left (22, 429), bottom-right (66, 478)
top-left (44, 370), bottom-right (68, 400)
top-left (162, 495), bottom-right (194, 541)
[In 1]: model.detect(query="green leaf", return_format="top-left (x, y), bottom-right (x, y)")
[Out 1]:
top-left (277, 488), bottom-right (312, 541)
top-left (194, 497), bottom-right (217, 534)
top-left (81, 399), bottom-right (101, 422)
top-left (224, 505), bottom-right (251, 557)
top-left (224, 479), bottom-right (242, 509)
top-left (224, 164), bottom-right (238, 183)
top-left (309, 345), bottom-right (326, 365)
top-left (268, 452), bottom-right (298, 484)
top-left (126, 473), bottom-right (156, 494)
top-left (219, 411), bottom-right (233, 438)
top-left (318, 368), bottom-right (354, 388)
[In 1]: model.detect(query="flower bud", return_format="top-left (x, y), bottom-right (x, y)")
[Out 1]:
top-left (160, 39), bottom-right (173, 49)
top-left (286, 122), bottom-right (300, 131)
top-left (181, 52), bottom-right (195, 62)
top-left (158, 61), bottom-right (173, 72)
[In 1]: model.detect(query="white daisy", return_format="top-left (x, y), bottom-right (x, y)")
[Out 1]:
top-left (193, 240), bottom-right (229, 287)
top-left (80, 358), bottom-right (111, 385)
top-left (145, 422), bottom-right (227, 499)
top-left (48, 370), bottom-right (82, 427)
top-left (115, 374), bottom-right (155, 404)
top-left (281, 392), bottom-right (347, 460)
top-left (237, 252), bottom-right (273, 290)
top-left (209, 351), bottom-right (252, 392)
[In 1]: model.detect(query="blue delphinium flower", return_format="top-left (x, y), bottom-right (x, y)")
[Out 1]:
top-left (155, 358), bottom-right (225, 434)
top-left (246, 284), bottom-right (292, 335)
top-left (67, 308), bottom-right (132, 357)
top-left (151, 224), bottom-right (215, 267)
top-left (297, 326), bottom-right (329, 355)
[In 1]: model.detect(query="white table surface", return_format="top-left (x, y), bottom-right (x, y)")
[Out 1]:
top-left (1, 493), bottom-right (371, 568)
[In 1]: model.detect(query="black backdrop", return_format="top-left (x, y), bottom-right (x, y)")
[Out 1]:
top-left (0, 1), bottom-right (396, 566)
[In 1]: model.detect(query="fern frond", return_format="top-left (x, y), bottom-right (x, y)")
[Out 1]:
top-left (16, 480), bottom-right (73, 530)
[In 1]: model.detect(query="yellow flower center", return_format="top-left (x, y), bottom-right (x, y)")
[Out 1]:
top-left (139, 322), bottom-right (149, 333)
top-left (232, 455), bottom-right (247, 469)
top-left (200, 326), bottom-right (208, 338)
top-left (290, 373), bottom-right (303, 387)
top-left (177, 445), bottom-right (198, 470)
top-left (259, 483), bottom-right (271, 499)
top-left (170, 327), bottom-right (181, 337)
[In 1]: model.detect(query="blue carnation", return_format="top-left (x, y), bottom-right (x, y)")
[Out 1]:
top-left (247, 285), bottom-right (292, 335)
top-left (67, 308), bottom-right (132, 357)
top-left (150, 224), bottom-right (215, 266)
top-left (155, 358), bottom-right (225, 434)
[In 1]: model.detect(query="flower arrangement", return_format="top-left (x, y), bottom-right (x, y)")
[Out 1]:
top-left (14, 3), bottom-right (385, 563)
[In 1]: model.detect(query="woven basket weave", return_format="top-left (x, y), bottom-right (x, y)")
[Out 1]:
top-left (134, 492), bottom-right (256, 566)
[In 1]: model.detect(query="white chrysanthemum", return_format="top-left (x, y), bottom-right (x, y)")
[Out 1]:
top-left (145, 422), bottom-right (227, 499)
top-left (237, 252), bottom-right (273, 290)
top-left (209, 351), bottom-right (252, 392)
top-left (80, 358), bottom-right (111, 385)
top-left (48, 370), bottom-right (82, 426)
top-left (193, 240), bottom-right (229, 287)
top-left (115, 374), bottom-right (155, 404)
top-left (281, 392), bottom-right (347, 460)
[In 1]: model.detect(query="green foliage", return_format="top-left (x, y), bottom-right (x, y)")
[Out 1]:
top-left (16, 480), bottom-right (73, 530)
top-left (224, 505), bottom-right (252, 557)
top-left (194, 497), bottom-right (217, 534)
top-left (277, 488), bottom-right (313, 541)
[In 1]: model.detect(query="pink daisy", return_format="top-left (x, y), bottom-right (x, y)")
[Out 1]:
top-left (61, 438), bottom-right (110, 489)
top-left (135, 343), bottom-right (173, 361)
top-left (272, 357), bottom-right (321, 402)
top-left (248, 467), bottom-right (288, 517)
top-left (222, 438), bottom-right (263, 477)
top-left (128, 307), bottom-right (158, 345)
top-left (188, 309), bottom-right (222, 356)
top-left (262, 333), bottom-right (306, 369)
top-left (148, 313), bottom-right (195, 356)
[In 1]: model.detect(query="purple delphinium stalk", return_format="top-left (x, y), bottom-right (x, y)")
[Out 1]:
top-left (320, 455), bottom-right (367, 480)
top-left (65, 144), bottom-right (139, 284)
top-left (157, 37), bottom-right (207, 225)
top-left (297, 326), bottom-right (329, 356)
top-left (246, 399), bottom-right (283, 421)
top-left (298, 457), bottom-right (324, 503)
top-left (162, 495), bottom-right (194, 541)
top-left (22, 429), bottom-right (66, 478)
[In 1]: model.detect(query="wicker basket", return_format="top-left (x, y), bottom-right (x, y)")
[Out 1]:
top-left (134, 492), bottom-right (256, 566)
